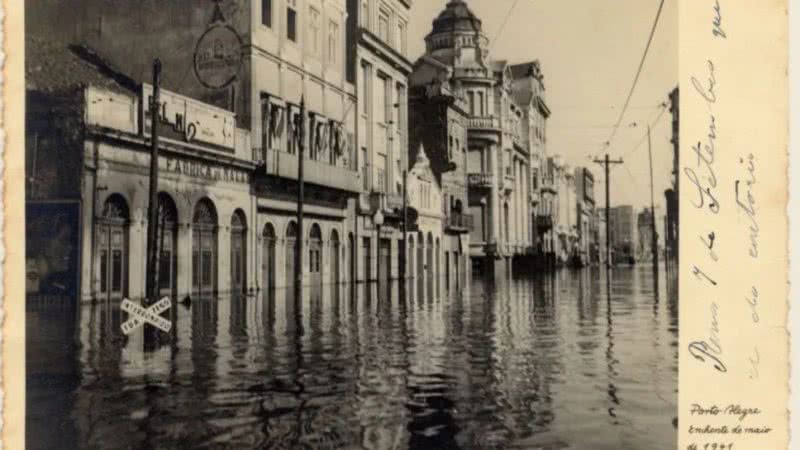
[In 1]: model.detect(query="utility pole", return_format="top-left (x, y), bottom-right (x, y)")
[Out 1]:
top-left (145, 59), bottom-right (162, 305)
top-left (647, 125), bottom-right (659, 272)
top-left (295, 98), bottom-right (306, 304)
top-left (594, 154), bottom-right (623, 267)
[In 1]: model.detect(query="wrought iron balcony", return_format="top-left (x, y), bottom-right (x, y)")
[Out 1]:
top-left (445, 212), bottom-right (473, 233)
top-left (468, 173), bottom-right (493, 188)
top-left (536, 215), bottom-right (554, 232)
top-left (466, 116), bottom-right (501, 131)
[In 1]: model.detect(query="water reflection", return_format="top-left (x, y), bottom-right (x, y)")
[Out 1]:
top-left (27, 265), bottom-right (677, 449)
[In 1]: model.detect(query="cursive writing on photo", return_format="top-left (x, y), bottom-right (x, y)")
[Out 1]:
top-left (688, 302), bottom-right (727, 373)
top-left (735, 153), bottom-right (758, 258)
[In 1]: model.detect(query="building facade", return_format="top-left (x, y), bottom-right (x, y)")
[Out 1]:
top-left (346, 0), bottom-right (413, 296)
top-left (408, 55), bottom-right (471, 297)
top-left (419, 0), bottom-right (544, 278)
top-left (510, 61), bottom-right (551, 269)
top-left (574, 166), bottom-right (595, 267)
top-left (26, 39), bottom-right (258, 302)
top-left (406, 145), bottom-right (444, 303)
top-left (27, 0), bottom-right (370, 303)
top-left (664, 86), bottom-right (679, 265)
top-left (608, 205), bottom-right (638, 264)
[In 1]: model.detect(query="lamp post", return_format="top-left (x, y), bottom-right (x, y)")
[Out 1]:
top-left (374, 209), bottom-right (384, 300)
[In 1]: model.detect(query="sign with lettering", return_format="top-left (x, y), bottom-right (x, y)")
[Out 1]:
top-left (193, 21), bottom-right (243, 90)
top-left (143, 84), bottom-right (236, 150)
top-left (162, 155), bottom-right (249, 184)
top-left (120, 297), bottom-right (172, 334)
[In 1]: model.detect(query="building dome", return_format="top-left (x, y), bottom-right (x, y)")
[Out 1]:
top-left (430, 0), bottom-right (483, 34)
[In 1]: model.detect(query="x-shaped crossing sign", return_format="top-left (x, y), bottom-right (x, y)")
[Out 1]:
top-left (120, 297), bottom-right (172, 334)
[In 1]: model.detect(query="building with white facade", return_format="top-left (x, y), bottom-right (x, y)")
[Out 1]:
top-left (346, 0), bottom-right (413, 297)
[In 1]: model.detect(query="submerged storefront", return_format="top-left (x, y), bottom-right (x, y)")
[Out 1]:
top-left (28, 80), bottom-right (257, 303)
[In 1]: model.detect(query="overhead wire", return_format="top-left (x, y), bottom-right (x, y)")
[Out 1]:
top-left (489, 0), bottom-right (523, 54)
top-left (601, 0), bottom-right (666, 152)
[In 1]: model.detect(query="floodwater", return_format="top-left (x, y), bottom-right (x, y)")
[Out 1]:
top-left (27, 265), bottom-right (677, 450)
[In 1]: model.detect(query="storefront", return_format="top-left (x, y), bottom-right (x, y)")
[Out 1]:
top-left (80, 85), bottom-right (256, 302)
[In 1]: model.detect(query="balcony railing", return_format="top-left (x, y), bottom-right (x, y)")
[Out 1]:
top-left (257, 147), bottom-right (361, 193)
top-left (467, 116), bottom-right (501, 131)
top-left (468, 173), bottom-right (493, 188)
top-left (368, 191), bottom-right (404, 214)
top-left (446, 212), bottom-right (473, 232)
top-left (536, 215), bottom-right (554, 232)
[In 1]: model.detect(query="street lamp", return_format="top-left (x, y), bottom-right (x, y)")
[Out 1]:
top-left (374, 209), bottom-right (384, 299)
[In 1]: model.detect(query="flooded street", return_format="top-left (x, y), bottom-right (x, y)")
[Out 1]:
top-left (28, 266), bottom-right (677, 450)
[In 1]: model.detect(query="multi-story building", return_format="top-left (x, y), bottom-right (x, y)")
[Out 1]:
top-left (637, 206), bottom-right (663, 262)
top-left (510, 61), bottom-right (551, 267)
top-left (592, 209), bottom-right (608, 266)
top-left (609, 205), bottom-right (638, 264)
top-left (552, 156), bottom-right (577, 266)
top-left (408, 55), bottom-right (471, 296)
top-left (419, 0), bottom-right (539, 278)
top-left (417, 0), bottom-right (493, 274)
top-left (492, 61), bottom-right (533, 267)
top-left (406, 144), bottom-right (444, 302)
top-left (346, 0), bottom-right (413, 296)
top-left (574, 167), bottom-right (595, 266)
top-left (665, 86), bottom-right (679, 265)
top-left (539, 156), bottom-right (559, 267)
top-left (26, 38), bottom-right (256, 302)
top-left (29, 0), bottom-right (362, 302)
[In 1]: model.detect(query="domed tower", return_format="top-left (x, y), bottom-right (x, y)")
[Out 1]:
top-left (424, 0), bottom-right (492, 79)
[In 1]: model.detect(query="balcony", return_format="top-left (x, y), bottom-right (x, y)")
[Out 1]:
top-left (530, 191), bottom-right (540, 205)
top-left (536, 215), bottom-right (553, 233)
top-left (540, 181), bottom-right (557, 195)
top-left (467, 116), bottom-right (501, 132)
top-left (468, 173), bottom-right (493, 188)
top-left (259, 148), bottom-right (361, 194)
top-left (368, 191), bottom-right (404, 214)
top-left (503, 173), bottom-right (515, 192)
top-left (445, 212), bottom-right (473, 233)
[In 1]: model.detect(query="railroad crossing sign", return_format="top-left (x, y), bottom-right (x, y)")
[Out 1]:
top-left (120, 297), bottom-right (172, 334)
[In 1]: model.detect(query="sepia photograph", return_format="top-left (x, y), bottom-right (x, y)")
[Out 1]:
top-left (23, 0), bottom-right (680, 448)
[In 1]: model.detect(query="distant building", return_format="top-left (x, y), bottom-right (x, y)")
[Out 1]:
top-left (637, 208), bottom-right (655, 261)
top-left (574, 166), bottom-right (595, 266)
top-left (665, 87), bottom-right (679, 264)
top-left (608, 205), bottom-right (637, 264)
top-left (594, 209), bottom-right (608, 265)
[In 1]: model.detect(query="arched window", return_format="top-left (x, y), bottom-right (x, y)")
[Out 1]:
top-left (97, 194), bottom-right (130, 300)
top-left (192, 198), bottom-right (218, 297)
top-left (262, 223), bottom-right (276, 298)
top-left (230, 209), bottom-right (247, 294)
top-left (285, 221), bottom-right (298, 300)
top-left (309, 223), bottom-right (323, 302)
top-left (330, 229), bottom-right (340, 302)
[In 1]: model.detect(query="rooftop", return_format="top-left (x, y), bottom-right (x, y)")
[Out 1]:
top-left (26, 36), bottom-right (138, 94)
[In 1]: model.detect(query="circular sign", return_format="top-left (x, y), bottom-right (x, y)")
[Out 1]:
top-left (193, 24), bottom-right (243, 89)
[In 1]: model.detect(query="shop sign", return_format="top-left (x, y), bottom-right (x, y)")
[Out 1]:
top-left (193, 8), bottom-right (243, 90)
top-left (162, 155), bottom-right (249, 184)
top-left (143, 84), bottom-right (236, 150)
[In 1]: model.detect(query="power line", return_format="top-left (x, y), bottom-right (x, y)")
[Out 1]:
top-left (620, 104), bottom-right (669, 160)
top-left (490, 0), bottom-right (522, 53)
top-left (602, 0), bottom-right (666, 151)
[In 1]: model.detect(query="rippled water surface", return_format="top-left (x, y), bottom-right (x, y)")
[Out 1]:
top-left (28, 266), bottom-right (677, 449)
